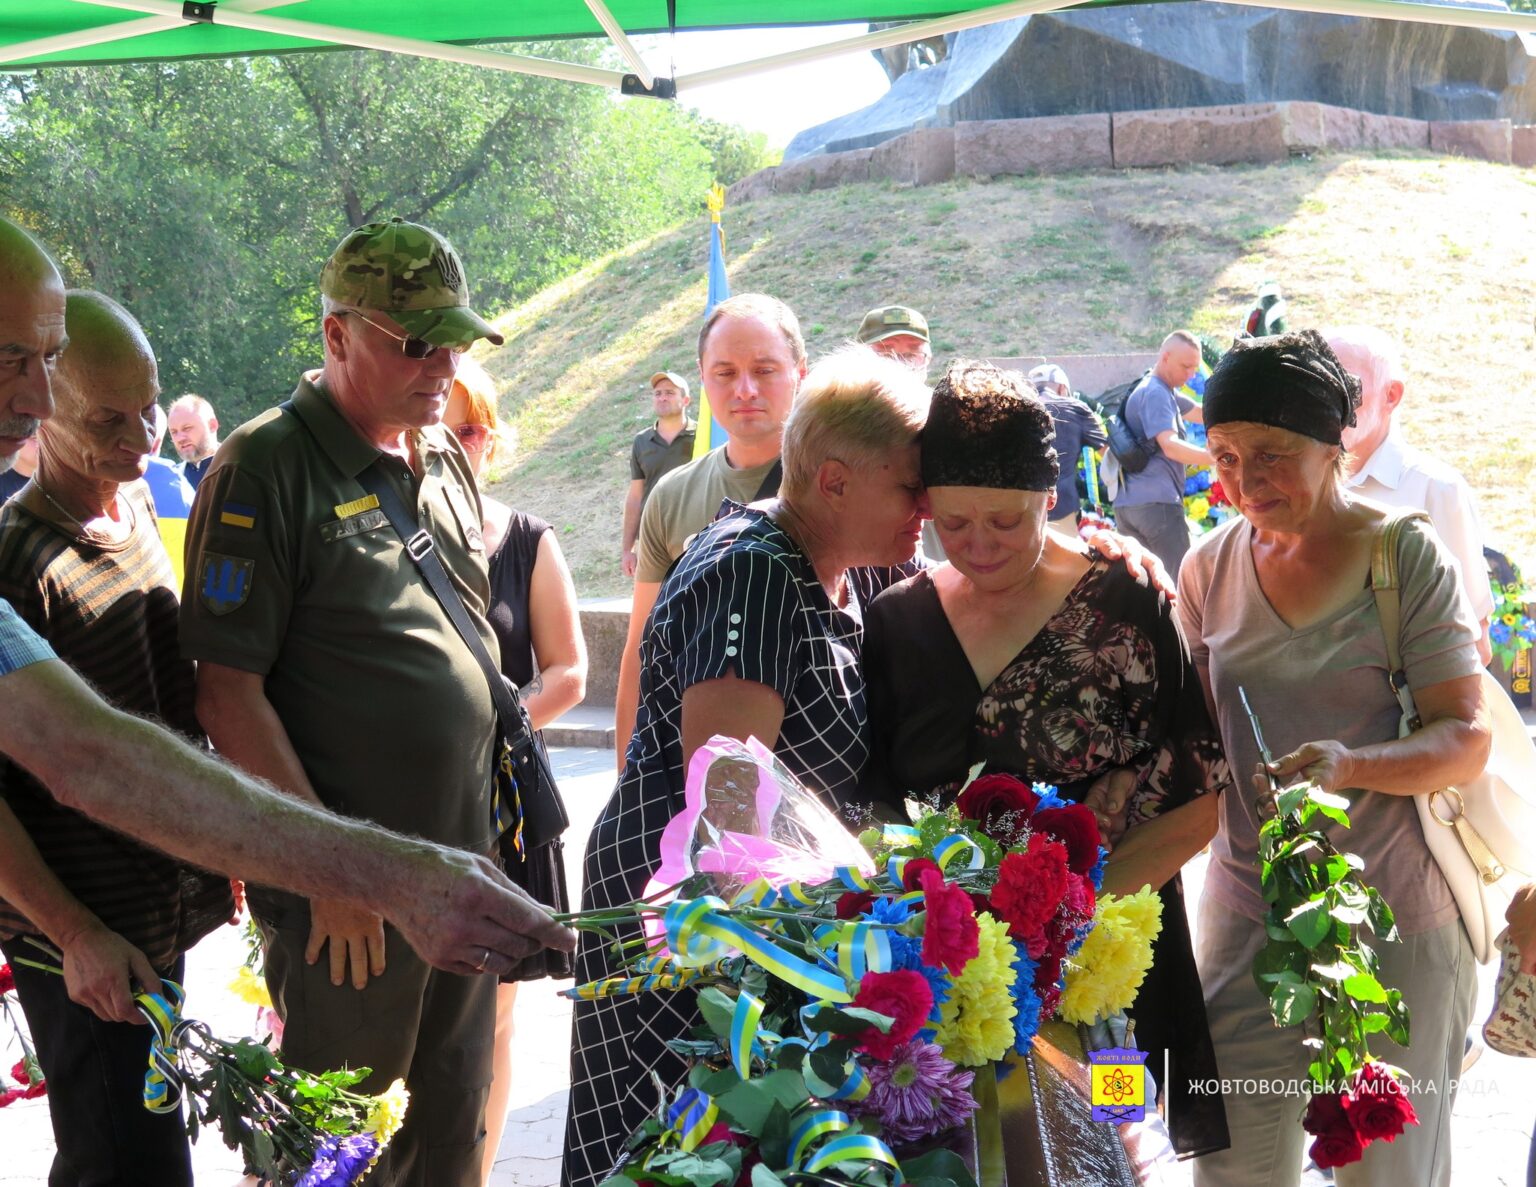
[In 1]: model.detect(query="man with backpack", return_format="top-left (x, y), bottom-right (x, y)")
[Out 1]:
top-left (1111, 330), bottom-right (1210, 575)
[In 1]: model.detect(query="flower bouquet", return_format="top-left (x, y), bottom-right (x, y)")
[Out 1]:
top-left (9, 940), bottom-right (407, 1185)
top-left (1253, 780), bottom-right (1417, 1169)
top-left (0, 962), bottom-right (46, 1107)
top-left (563, 739), bottom-right (1163, 1187)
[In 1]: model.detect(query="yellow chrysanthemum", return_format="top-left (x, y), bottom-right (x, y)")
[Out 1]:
top-left (1057, 888), bottom-right (1164, 1025)
top-left (366, 1078), bottom-right (411, 1149)
top-left (933, 912), bottom-right (1017, 1066)
top-left (227, 965), bottom-right (272, 1009)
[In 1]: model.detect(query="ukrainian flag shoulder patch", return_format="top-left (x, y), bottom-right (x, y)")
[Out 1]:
top-left (219, 502), bottom-right (257, 529)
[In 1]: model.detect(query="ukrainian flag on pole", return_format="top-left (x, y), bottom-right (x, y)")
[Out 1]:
top-left (693, 183), bottom-right (730, 459)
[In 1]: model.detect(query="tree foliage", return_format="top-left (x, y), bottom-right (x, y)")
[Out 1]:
top-left (0, 50), bottom-right (741, 421)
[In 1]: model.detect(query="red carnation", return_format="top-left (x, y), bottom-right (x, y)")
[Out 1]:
top-left (1030, 804), bottom-right (1102, 876)
top-left (1062, 871), bottom-right (1096, 923)
top-left (1341, 1063), bottom-right (1417, 1144)
top-left (0, 963), bottom-right (13, 995)
top-left (851, 969), bottom-right (935, 1060)
top-left (0, 1087), bottom-right (24, 1108)
top-left (9, 1060), bottom-right (27, 1085)
top-left (955, 774), bottom-right (1039, 840)
top-left (1209, 480), bottom-right (1228, 506)
top-left (989, 835), bottom-right (1070, 947)
top-left (900, 858), bottom-right (941, 893)
top-left (22, 1079), bottom-right (45, 1099)
top-left (835, 890), bottom-right (876, 920)
top-left (1034, 928), bottom-right (1071, 995)
top-left (918, 867), bottom-right (980, 975)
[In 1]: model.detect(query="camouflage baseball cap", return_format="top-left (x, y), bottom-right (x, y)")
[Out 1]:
top-left (856, 305), bottom-right (930, 346)
top-left (321, 218), bottom-right (504, 349)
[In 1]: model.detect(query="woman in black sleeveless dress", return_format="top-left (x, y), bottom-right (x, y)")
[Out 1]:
top-left (446, 360), bottom-right (588, 1186)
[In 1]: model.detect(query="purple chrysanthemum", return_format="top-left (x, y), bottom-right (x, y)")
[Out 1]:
top-left (296, 1133), bottom-right (379, 1187)
top-left (856, 1040), bottom-right (978, 1146)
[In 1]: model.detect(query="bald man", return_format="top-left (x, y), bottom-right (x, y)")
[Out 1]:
top-left (0, 291), bottom-right (231, 1183)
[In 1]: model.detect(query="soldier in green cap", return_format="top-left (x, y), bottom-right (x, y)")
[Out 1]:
top-left (855, 303), bottom-right (933, 378)
top-left (182, 218), bottom-right (508, 1187)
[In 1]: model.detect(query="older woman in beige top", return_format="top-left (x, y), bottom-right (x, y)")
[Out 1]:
top-left (1178, 331), bottom-right (1490, 1187)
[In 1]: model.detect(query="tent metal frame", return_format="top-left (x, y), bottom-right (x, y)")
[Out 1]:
top-left (6, 0), bottom-right (1535, 92)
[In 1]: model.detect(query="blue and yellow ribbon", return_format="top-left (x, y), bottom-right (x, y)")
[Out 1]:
top-left (665, 1088), bottom-right (719, 1151)
top-left (135, 981), bottom-right (194, 1114)
top-left (729, 992), bottom-right (765, 1078)
top-left (662, 896), bottom-right (851, 1003)
top-left (933, 833), bottom-right (985, 873)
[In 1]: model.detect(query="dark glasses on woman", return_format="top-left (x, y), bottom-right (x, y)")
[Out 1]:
top-left (452, 423), bottom-right (491, 453)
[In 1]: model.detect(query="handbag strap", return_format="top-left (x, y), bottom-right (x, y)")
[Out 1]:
top-left (275, 400), bottom-right (528, 740)
top-left (352, 463), bottom-right (529, 739)
top-left (1369, 509), bottom-right (1431, 730)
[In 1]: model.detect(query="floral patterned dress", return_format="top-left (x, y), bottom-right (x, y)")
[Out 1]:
top-left (856, 557), bottom-right (1233, 1159)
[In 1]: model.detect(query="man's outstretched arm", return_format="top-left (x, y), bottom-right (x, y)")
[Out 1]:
top-left (0, 657), bottom-right (575, 977)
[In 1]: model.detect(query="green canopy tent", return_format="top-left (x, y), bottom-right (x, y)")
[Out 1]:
top-left (4, 0), bottom-right (1536, 98)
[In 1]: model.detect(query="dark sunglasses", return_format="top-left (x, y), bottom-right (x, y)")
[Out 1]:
top-left (344, 309), bottom-right (468, 361)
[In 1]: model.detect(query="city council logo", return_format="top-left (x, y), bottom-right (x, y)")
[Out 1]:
top-left (1089, 1047), bottom-right (1148, 1123)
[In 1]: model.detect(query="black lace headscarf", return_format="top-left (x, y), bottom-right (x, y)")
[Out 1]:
top-left (1202, 329), bottom-right (1361, 444)
top-left (921, 360), bottom-right (1059, 491)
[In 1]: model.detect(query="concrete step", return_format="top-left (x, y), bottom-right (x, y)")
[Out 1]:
top-left (545, 703), bottom-right (616, 749)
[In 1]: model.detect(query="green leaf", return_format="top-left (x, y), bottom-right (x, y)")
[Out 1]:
top-left (1361, 1013), bottom-right (1391, 1033)
top-left (697, 987), bottom-right (737, 1040)
top-left (1286, 899), bottom-right (1332, 949)
top-left (1366, 891), bottom-right (1399, 941)
top-left (901, 1148), bottom-right (979, 1187)
top-left (1341, 972), bottom-right (1388, 1003)
top-left (752, 1165), bottom-right (788, 1187)
top-left (1276, 783), bottom-right (1309, 818)
top-left (1311, 960), bottom-right (1359, 981)
top-left (1269, 980), bottom-right (1317, 1027)
top-left (716, 1071), bottom-right (808, 1132)
top-left (806, 1006), bottom-right (890, 1036)
top-left (1251, 939), bottom-right (1308, 992)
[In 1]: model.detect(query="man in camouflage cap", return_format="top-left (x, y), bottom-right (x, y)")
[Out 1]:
top-left (855, 304), bottom-right (932, 378)
top-left (182, 218), bottom-right (506, 1186)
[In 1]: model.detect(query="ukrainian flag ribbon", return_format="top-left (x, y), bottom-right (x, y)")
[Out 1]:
top-left (666, 1088), bottom-right (718, 1151)
top-left (729, 992), bottom-right (765, 1078)
top-left (135, 981), bottom-right (197, 1114)
top-left (662, 897), bottom-right (851, 1003)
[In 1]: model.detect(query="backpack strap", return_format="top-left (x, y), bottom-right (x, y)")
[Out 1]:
top-left (1369, 509), bottom-right (1431, 729)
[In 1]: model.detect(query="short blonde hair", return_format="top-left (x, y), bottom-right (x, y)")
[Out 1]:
top-left (451, 357), bottom-right (517, 471)
top-left (780, 346), bottom-right (930, 500)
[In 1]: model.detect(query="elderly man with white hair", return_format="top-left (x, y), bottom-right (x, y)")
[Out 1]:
top-left (1325, 325), bottom-right (1493, 663)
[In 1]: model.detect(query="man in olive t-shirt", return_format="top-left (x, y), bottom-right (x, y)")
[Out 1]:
top-left (614, 294), bottom-right (808, 765)
top-left (181, 219), bottom-right (506, 1187)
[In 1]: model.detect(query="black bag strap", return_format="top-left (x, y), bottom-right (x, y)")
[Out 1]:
top-left (753, 458), bottom-right (784, 502)
top-left (276, 400), bottom-right (530, 744)
top-left (352, 463), bottom-right (531, 743)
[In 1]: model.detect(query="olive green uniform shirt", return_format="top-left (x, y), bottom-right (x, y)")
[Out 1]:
top-left (633, 446), bottom-right (780, 583)
top-left (180, 374), bottom-right (498, 854)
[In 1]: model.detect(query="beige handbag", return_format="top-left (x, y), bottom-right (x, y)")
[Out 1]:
top-left (1370, 510), bottom-right (1536, 965)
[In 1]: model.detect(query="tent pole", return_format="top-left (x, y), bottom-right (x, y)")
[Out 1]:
top-left (57, 0), bottom-right (628, 87)
top-left (584, 0), bottom-right (655, 88)
top-left (0, 0), bottom-right (301, 67)
top-left (674, 0), bottom-right (1077, 91)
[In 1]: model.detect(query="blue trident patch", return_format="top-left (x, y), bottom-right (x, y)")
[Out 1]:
top-left (199, 553), bottom-right (254, 616)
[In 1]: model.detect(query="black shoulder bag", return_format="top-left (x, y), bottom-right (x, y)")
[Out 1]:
top-left (353, 463), bottom-right (569, 856)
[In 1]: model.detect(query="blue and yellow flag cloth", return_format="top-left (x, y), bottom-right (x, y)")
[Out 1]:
top-left (693, 184), bottom-right (731, 460)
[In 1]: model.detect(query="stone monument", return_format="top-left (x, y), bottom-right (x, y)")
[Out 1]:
top-left (786, 0), bottom-right (1536, 158)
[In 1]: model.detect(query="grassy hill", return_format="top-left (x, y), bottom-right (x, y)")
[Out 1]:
top-left (475, 153), bottom-right (1536, 599)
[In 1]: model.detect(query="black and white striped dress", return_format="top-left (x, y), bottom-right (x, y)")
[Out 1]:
top-left (562, 504), bottom-right (918, 1187)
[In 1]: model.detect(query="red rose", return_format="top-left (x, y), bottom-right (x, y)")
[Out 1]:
top-left (900, 858), bottom-right (941, 893)
top-left (1030, 805), bottom-right (1102, 876)
top-left (701, 1122), bottom-right (737, 1147)
top-left (1302, 1091), bottom-right (1348, 1136)
top-left (1308, 1126), bottom-right (1365, 1170)
top-left (918, 867), bottom-right (980, 975)
top-left (835, 890), bottom-right (876, 920)
top-left (955, 774), bottom-right (1039, 840)
top-left (0, 963), bottom-right (14, 995)
top-left (851, 969), bottom-right (935, 1060)
top-left (989, 835), bottom-right (1070, 947)
top-left (1341, 1063), bottom-right (1418, 1144)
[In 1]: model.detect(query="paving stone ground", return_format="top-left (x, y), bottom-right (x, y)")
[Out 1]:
top-left (1, 745), bottom-right (1531, 1184)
